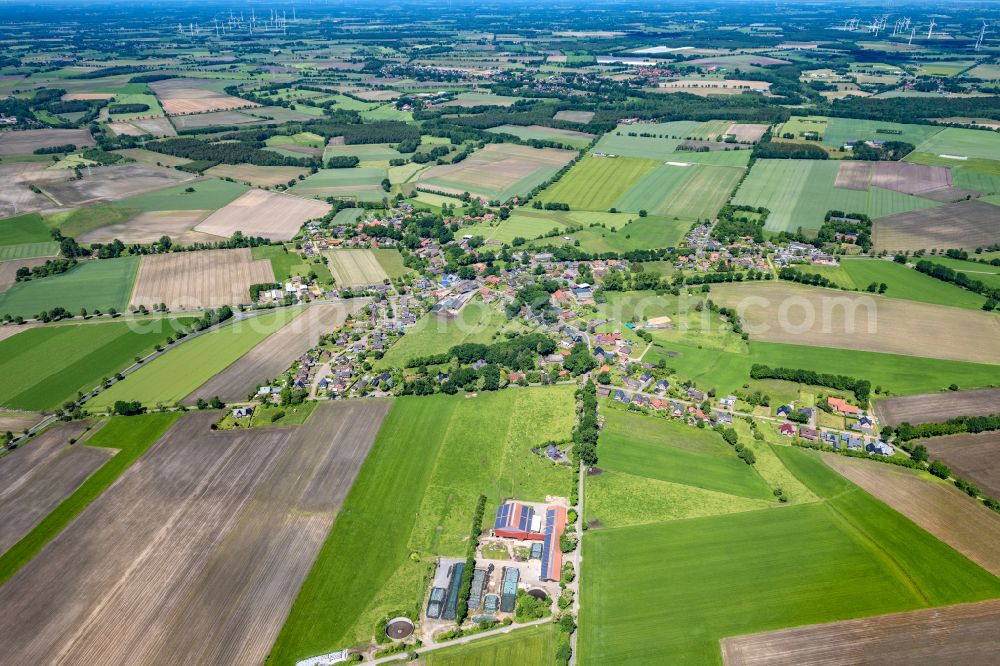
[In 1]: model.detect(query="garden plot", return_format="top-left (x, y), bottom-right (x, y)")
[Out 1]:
top-left (823, 453), bottom-right (1000, 577)
top-left (324, 248), bottom-right (390, 288)
top-left (184, 301), bottom-right (363, 403)
top-left (872, 199), bottom-right (1000, 252)
top-left (150, 78), bottom-right (259, 116)
top-left (875, 388), bottom-right (1000, 426)
top-left (0, 128), bottom-right (94, 155)
top-left (0, 402), bottom-right (389, 666)
top-left (0, 421), bottom-right (107, 554)
top-left (130, 248), bottom-right (275, 310)
top-left (417, 143), bottom-right (575, 202)
top-left (924, 432), bottom-right (1000, 499)
top-left (31, 164), bottom-right (194, 208)
top-left (721, 600), bottom-right (1000, 666)
top-left (194, 189), bottom-right (330, 241)
top-left (709, 281), bottom-right (1000, 365)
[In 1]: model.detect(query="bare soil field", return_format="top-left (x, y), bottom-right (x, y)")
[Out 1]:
top-left (114, 148), bottom-right (189, 167)
top-left (0, 410), bottom-right (43, 432)
top-left (710, 282), bottom-right (1000, 364)
top-left (324, 248), bottom-right (390, 288)
top-left (0, 163), bottom-right (60, 217)
top-left (918, 186), bottom-right (981, 203)
top-left (875, 388), bottom-right (1000, 426)
top-left (0, 401), bottom-right (390, 665)
top-left (924, 431), bottom-right (1000, 499)
top-left (553, 110), bottom-right (595, 123)
top-left (194, 188), bottom-right (330, 241)
top-left (184, 300), bottom-right (363, 403)
top-left (822, 453), bottom-right (1000, 576)
top-left (168, 111), bottom-right (262, 131)
top-left (726, 123), bottom-right (769, 143)
top-left (872, 200), bottom-right (1000, 253)
top-left (106, 122), bottom-right (147, 137)
top-left (721, 599), bottom-right (1000, 666)
top-left (150, 78), bottom-right (259, 116)
top-left (34, 164), bottom-right (194, 208)
top-left (0, 323), bottom-right (38, 344)
top-left (0, 421), bottom-right (109, 554)
top-left (351, 89), bottom-right (400, 101)
top-left (205, 164), bottom-right (309, 187)
top-left (78, 210), bottom-right (220, 246)
top-left (417, 143), bottom-right (574, 200)
top-left (834, 161), bottom-right (871, 190)
top-left (128, 116), bottom-right (176, 137)
top-left (130, 248), bottom-right (275, 310)
top-left (872, 161), bottom-right (952, 195)
top-left (0, 128), bottom-right (95, 155)
top-left (0, 257), bottom-right (50, 291)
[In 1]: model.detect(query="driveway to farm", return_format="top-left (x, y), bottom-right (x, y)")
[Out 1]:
top-left (368, 618), bottom-right (554, 664)
top-left (11, 299), bottom-right (354, 445)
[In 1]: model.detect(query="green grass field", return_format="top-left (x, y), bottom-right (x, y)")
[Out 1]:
top-left (0, 213), bottom-right (52, 246)
top-left (539, 156), bottom-right (659, 211)
top-left (527, 214), bottom-right (689, 254)
top-left (0, 412), bottom-right (179, 584)
top-left (924, 257), bottom-right (1000, 289)
top-left (780, 115), bottom-right (944, 149)
top-left (371, 248), bottom-right (412, 278)
top-left (108, 93), bottom-right (164, 120)
top-left (251, 244), bottom-right (309, 281)
top-left (89, 308), bottom-right (302, 408)
top-left (265, 131), bottom-right (325, 148)
top-left (323, 142), bottom-right (405, 163)
top-left (486, 124), bottom-right (593, 149)
top-left (466, 209), bottom-right (635, 244)
top-left (733, 160), bottom-right (940, 232)
top-left (0, 256), bottom-right (139, 319)
top-left (579, 446), bottom-right (1000, 665)
top-left (913, 127), bottom-right (1000, 161)
top-left (292, 167), bottom-right (387, 201)
top-left (838, 258), bottom-right (987, 309)
top-left (270, 387), bottom-right (575, 664)
top-left (598, 410), bottom-right (774, 499)
top-left (0, 317), bottom-right (194, 411)
top-left (115, 179), bottom-right (249, 212)
top-left (376, 298), bottom-right (505, 369)
top-left (592, 126), bottom-right (684, 159)
top-left (0, 242), bottom-right (60, 261)
top-left (425, 623), bottom-right (558, 666)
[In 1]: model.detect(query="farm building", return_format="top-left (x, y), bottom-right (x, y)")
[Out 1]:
top-left (494, 501), bottom-right (544, 540)
top-left (500, 567), bottom-right (520, 613)
top-left (540, 505), bottom-right (567, 582)
top-left (441, 562), bottom-right (465, 621)
top-left (426, 587), bottom-right (445, 619)
top-left (468, 568), bottom-right (488, 611)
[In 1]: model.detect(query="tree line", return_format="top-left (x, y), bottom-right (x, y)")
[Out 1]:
top-left (750, 364), bottom-right (871, 403)
top-left (914, 259), bottom-right (1000, 310)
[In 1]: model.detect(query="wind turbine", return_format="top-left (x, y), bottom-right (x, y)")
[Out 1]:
top-left (976, 22), bottom-right (987, 51)
top-left (927, 18), bottom-right (936, 39)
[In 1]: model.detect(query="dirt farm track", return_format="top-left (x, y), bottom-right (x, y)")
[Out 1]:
top-left (721, 599), bottom-right (1000, 666)
top-left (0, 401), bottom-right (391, 666)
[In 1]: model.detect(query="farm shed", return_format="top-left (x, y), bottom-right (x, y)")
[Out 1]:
top-left (541, 505), bottom-right (567, 582)
top-left (500, 567), bottom-right (520, 613)
top-left (494, 501), bottom-right (543, 540)
top-left (441, 562), bottom-right (465, 621)
top-left (468, 568), bottom-right (487, 611)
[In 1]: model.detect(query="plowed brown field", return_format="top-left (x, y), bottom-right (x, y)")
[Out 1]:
top-left (130, 247), bottom-right (275, 310)
top-left (875, 388), bottom-right (1000, 426)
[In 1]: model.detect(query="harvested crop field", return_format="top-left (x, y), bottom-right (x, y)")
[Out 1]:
top-left (168, 110), bottom-right (264, 131)
top-left (834, 161), bottom-right (871, 190)
top-left (822, 453), bottom-right (1000, 577)
top-left (418, 143), bottom-right (575, 201)
top-left (872, 200), bottom-right (1000, 252)
top-left (875, 388), bottom-right (1000, 426)
top-left (204, 164), bottom-right (309, 187)
top-left (725, 123), bottom-right (769, 143)
top-left (77, 210), bottom-right (219, 245)
top-left (194, 188), bottom-right (330, 241)
top-left (130, 247), bottom-right (275, 310)
top-left (721, 599), bottom-right (1000, 666)
top-left (872, 161), bottom-right (952, 195)
top-left (0, 128), bottom-right (95, 155)
top-left (924, 432), bottom-right (1000, 499)
top-left (0, 401), bottom-right (390, 666)
top-left (710, 282), bottom-right (1000, 365)
top-left (150, 78), bottom-right (259, 116)
top-left (107, 122), bottom-right (146, 137)
top-left (324, 248), bottom-right (389, 288)
top-left (128, 116), bottom-right (176, 136)
top-left (32, 164), bottom-right (194, 208)
top-left (0, 163), bottom-right (60, 217)
top-left (184, 300), bottom-right (363, 403)
top-left (292, 167), bottom-right (387, 201)
top-left (0, 421), bottom-right (108, 554)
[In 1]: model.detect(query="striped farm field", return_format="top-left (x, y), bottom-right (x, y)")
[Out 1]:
top-left (0, 242), bottom-right (60, 261)
top-left (539, 155), bottom-right (659, 210)
top-left (0, 256), bottom-right (139, 319)
top-left (324, 249), bottom-right (389, 288)
top-left (659, 164), bottom-right (743, 220)
top-left (732, 160), bottom-right (940, 232)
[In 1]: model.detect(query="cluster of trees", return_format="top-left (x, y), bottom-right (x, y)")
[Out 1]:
top-left (145, 137), bottom-right (312, 168)
top-left (829, 96), bottom-right (1000, 125)
top-left (750, 364), bottom-right (871, 403)
top-left (914, 260), bottom-right (1000, 309)
top-left (849, 140), bottom-right (914, 161)
top-left (563, 342), bottom-right (597, 376)
top-left (453, 494), bottom-right (487, 625)
top-left (112, 400), bottom-right (145, 416)
top-left (778, 266), bottom-right (838, 289)
top-left (716, 425), bottom-right (756, 465)
top-left (752, 141), bottom-right (828, 160)
top-left (108, 103), bottom-right (150, 114)
top-left (887, 413), bottom-right (1000, 442)
top-left (249, 282), bottom-right (282, 301)
top-left (572, 380), bottom-right (599, 466)
top-left (326, 155), bottom-right (359, 168)
top-left (817, 211), bottom-right (872, 251)
top-left (33, 143), bottom-right (77, 155)
top-left (713, 205), bottom-right (767, 243)
top-left (191, 305), bottom-right (234, 332)
top-left (80, 148), bottom-right (126, 166)
top-left (15, 258), bottom-right (76, 281)
top-left (507, 281), bottom-right (560, 321)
